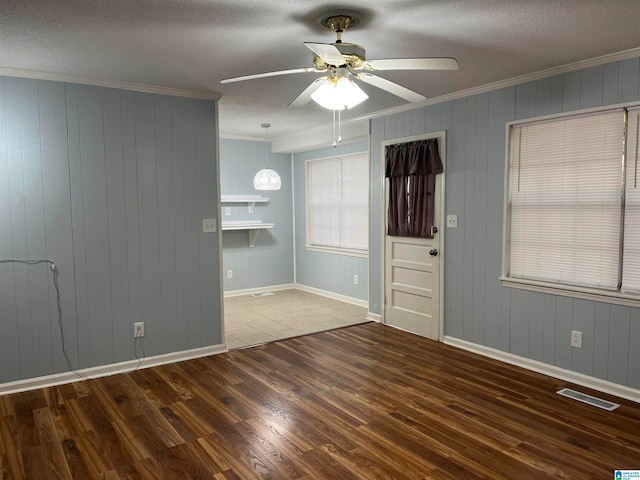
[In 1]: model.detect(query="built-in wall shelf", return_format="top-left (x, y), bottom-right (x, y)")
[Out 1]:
top-left (221, 195), bottom-right (269, 213)
top-left (221, 220), bottom-right (275, 248)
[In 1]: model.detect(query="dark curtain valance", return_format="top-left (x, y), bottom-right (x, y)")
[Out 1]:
top-left (385, 139), bottom-right (443, 178)
top-left (385, 139), bottom-right (443, 238)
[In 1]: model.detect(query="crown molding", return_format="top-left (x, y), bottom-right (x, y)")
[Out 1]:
top-left (355, 46), bottom-right (640, 123)
top-left (0, 67), bottom-right (221, 101)
top-left (269, 47), bottom-right (640, 152)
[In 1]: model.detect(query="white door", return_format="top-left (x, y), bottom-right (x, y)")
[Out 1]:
top-left (384, 234), bottom-right (440, 339)
top-left (383, 135), bottom-right (443, 340)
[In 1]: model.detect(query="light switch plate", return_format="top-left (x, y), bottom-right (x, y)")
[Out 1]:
top-left (203, 219), bottom-right (217, 233)
top-left (447, 214), bottom-right (458, 228)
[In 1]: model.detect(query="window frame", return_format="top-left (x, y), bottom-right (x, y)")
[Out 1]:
top-left (501, 102), bottom-right (640, 308)
top-left (305, 152), bottom-right (369, 258)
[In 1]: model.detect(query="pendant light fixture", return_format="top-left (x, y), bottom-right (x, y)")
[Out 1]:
top-left (253, 123), bottom-right (281, 191)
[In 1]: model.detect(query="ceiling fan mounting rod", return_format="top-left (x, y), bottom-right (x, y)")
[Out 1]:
top-left (325, 15), bottom-right (353, 33)
top-left (321, 13), bottom-right (360, 44)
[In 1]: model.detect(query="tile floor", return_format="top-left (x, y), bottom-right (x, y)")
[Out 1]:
top-left (223, 289), bottom-right (369, 349)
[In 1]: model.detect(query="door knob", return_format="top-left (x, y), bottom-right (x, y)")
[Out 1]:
top-left (429, 249), bottom-right (438, 256)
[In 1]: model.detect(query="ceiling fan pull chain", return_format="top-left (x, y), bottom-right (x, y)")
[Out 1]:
top-left (332, 109), bottom-right (338, 147)
top-left (338, 109), bottom-right (342, 144)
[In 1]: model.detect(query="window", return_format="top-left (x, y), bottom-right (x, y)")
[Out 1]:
top-left (503, 107), bottom-right (640, 298)
top-left (306, 153), bottom-right (369, 256)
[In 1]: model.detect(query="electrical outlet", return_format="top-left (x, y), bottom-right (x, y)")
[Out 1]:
top-left (571, 330), bottom-right (582, 349)
top-left (447, 214), bottom-right (458, 228)
top-left (225, 207), bottom-right (231, 216)
top-left (353, 274), bottom-right (359, 285)
top-left (227, 269), bottom-right (233, 279)
top-left (134, 322), bottom-right (144, 338)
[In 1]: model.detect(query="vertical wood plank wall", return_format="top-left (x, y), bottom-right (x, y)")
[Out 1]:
top-left (370, 57), bottom-right (640, 389)
top-left (0, 77), bottom-right (221, 384)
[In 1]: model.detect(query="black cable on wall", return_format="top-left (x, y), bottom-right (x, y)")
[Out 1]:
top-left (0, 258), bottom-right (82, 378)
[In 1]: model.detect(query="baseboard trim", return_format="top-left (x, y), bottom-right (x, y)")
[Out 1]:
top-left (224, 283), bottom-right (295, 298)
top-left (0, 344), bottom-right (228, 396)
top-left (295, 284), bottom-right (368, 308)
top-left (444, 336), bottom-right (640, 404)
top-left (223, 283), bottom-right (369, 310)
top-left (367, 312), bottom-right (382, 323)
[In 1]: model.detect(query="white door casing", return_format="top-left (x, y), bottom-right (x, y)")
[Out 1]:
top-left (381, 132), bottom-right (445, 341)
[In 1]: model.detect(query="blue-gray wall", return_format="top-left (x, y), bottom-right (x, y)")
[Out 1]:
top-left (219, 138), bottom-right (293, 291)
top-left (370, 57), bottom-right (640, 389)
top-left (0, 77), bottom-right (221, 383)
top-left (219, 138), bottom-right (368, 302)
top-left (293, 142), bottom-right (369, 302)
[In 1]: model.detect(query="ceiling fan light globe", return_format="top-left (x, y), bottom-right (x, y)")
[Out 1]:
top-left (311, 77), bottom-right (368, 110)
top-left (254, 168), bottom-right (281, 190)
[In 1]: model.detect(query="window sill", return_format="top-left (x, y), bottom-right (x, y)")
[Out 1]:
top-left (305, 245), bottom-right (368, 259)
top-left (500, 276), bottom-right (640, 309)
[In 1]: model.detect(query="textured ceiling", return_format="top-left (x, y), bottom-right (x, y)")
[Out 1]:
top-left (1, 0), bottom-right (640, 139)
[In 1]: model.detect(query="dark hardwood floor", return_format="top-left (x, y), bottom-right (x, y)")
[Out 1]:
top-left (1, 322), bottom-right (639, 479)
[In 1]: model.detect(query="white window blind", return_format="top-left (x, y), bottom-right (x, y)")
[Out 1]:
top-left (340, 155), bottom-right (369, 249)
top-left (622, 107), bottom-right (640, 292)
top-left (307, 153), bottom-right (369, 252)
top-left (308, 159), bottom-right (341, 247)
top-left (508, 110), bottom-right (625, 289)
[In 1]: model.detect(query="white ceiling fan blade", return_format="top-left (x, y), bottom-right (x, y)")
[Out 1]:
top-left (304, 42), bottom-right (345, 65)
top-left (288, 77), bottom-right (326, 108)
top-left (366, 57), bottom-right (459, 71)
top-left (356, 73), bottom-right (427, 103)
top-left (221, 67), bottom-right (318, 84)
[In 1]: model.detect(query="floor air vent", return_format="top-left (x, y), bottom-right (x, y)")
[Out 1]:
top-left (556, 388), bottom-right (620, 411)
top-left (251, 292), bottom-right (274, 298)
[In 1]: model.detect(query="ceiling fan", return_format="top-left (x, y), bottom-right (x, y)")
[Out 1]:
top-left (220, 11), bottom-right (459, 110)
